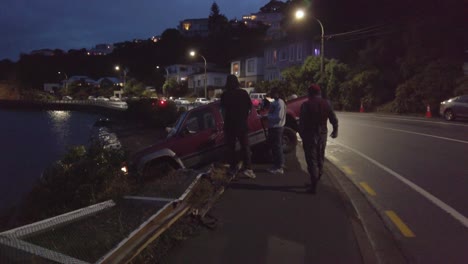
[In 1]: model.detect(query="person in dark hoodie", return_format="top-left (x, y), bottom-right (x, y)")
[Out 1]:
top-left (299, 84), bottom-right (338, 194)
top-left (220, 75), bottom-right (256, 179)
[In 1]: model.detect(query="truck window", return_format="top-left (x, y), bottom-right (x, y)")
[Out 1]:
top-left (184, 108), bottom-right (215, 133)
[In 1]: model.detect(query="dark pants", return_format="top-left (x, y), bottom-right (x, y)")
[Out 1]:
top-left (225, 130), bottom-right (252, 171)
top-left (268, 127), bottom-right (284, 169)
top-left (302, 134), bottom-right (327, 189)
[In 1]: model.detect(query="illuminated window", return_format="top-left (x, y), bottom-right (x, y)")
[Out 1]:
top-left (232, 62), bottom-right (240, 76)
top-left (183, 23), bottom-right (191, 31)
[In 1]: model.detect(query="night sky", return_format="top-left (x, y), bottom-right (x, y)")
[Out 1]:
top-left (0, 0), bottom-right (267, 60)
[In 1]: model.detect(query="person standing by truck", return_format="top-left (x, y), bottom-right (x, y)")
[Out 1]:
top-left (299, 84), bottom-right (338, 194)
top-left (220, 75), bottom-right (256, 179)
top-left (266, 87), bottom-right (286, 174)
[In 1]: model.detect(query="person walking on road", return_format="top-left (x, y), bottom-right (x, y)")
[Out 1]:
top-left (266, 87), bottom-right (286, 174)
top-left (299, 84), bottom-right (338, 194)
top-left (220, 75), bottom-right (256, 179)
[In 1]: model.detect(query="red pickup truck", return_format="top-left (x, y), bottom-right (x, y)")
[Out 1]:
top-left (128, 96), bottom-right (308, 179)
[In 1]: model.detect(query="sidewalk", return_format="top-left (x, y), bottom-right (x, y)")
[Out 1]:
top-left (167, 146), bottom-right (365, 264)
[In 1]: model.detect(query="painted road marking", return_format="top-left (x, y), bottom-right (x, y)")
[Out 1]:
top-left (357, 123), bottom-right (468, 144)
top-left (337, 112), bottom-right (468, 127)
top-left (343, 166), bottom-right (355, 175)
top-left (331, 140), bottom-right (468, 228)
top-left (359, 182), bottom-right (377, 196)
top-left (385, 211), bottom-right (416, 237)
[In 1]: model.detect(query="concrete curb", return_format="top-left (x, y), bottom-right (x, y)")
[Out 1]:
top-left (324, 160), bottom-right (408, 264)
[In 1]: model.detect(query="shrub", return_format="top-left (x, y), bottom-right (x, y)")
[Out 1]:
top-left (15, 145), bottom-right (132, 225)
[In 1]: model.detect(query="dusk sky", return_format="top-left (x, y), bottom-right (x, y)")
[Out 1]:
top-left (0, 0), bottom-right (268, 61)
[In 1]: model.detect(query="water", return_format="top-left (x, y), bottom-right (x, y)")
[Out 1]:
top-left (0, 110), bottom-right (100, 210)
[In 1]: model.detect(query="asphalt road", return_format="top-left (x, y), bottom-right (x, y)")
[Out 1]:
top-left (325, 113), bottom-right (468, 264)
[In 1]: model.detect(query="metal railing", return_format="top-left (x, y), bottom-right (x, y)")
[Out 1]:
top-left (46, 99), bottom-right (128, 110)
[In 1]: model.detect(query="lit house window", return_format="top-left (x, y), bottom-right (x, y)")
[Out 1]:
top-left (183, 23), bottom-right (191, 31)
top-left (232, 62), bottom-right (240, 76)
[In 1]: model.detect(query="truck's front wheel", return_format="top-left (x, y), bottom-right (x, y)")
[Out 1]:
top-left (282, 127), bottom-right (297, 154)
top-left (141, 159), bottom-right (177, 182)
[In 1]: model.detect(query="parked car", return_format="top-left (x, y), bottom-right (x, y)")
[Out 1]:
top-left (109, 96), bottom-right (121, 101)
top-left (126, 96), bottom-right (307, 180)
top-left (174, 97), bottom-right (190, 105)
top-left (195, 98), bottom-right (210, 105)
top-left (88, 96), bottom-right (97, 101)
top-left (97, 96), bottom-right (110, 101)
top-left (440, 95), bottom-right (468, 121)
top-left (250, 93), bottom-right (267, 107)
top-left (62, 96), bottom-right (73, 100)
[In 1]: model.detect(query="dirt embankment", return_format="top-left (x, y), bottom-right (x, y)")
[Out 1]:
top-left (0, 81), bottom-right (20, 100)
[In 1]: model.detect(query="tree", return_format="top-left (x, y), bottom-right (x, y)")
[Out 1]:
top-left (208, 2), bottom-right (228, 35)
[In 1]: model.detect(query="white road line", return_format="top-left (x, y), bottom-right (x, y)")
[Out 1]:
top-left (337, 112), bottom-right (468, 127)
top-left (331, 140), bottom-right (468, 228)
top-left (356, 123), bottom-right (468, 144)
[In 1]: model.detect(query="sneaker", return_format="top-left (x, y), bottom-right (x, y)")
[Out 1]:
top-left (268, 168), bottom-right (284, 175)
top-left (243, 169), bottom-right (256, 179)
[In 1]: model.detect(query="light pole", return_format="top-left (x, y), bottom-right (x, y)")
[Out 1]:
top-left (115, 65), bottom-right (128, 87)
top-left (58, 71), bottom-right (68, 94)
top-left (295, 9), bottom-right (325, 74)
top-left (157, 65), bottom-right (170, 96)
top-left (189, 50), bottom-right (207, 98)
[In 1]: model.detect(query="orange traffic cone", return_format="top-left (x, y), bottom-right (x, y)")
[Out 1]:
top-left (425, 105), bottom-right (432, 118)
top-left (360, 102), bottom-right (364, 113)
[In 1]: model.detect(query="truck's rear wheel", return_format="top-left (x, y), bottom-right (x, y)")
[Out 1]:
top-left (282, 127), bottom-right (297, 154)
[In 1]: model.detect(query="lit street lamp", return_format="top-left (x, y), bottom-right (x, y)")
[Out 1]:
top-left (58, 71), bottom-right (68, 93)
top-left (115, 65), bottom-right (128, 87)
top-left (189, 50), bottom-right (207, 98)
top-left (295, 9), bottom-right (325, 74)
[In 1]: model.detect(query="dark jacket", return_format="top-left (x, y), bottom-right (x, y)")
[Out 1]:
top-left (299, 96), bottom-right (338, 138)
top-left (220, 88), bottom-right (252, 133)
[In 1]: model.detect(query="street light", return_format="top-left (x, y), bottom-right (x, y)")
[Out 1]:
top-left (114, 65), bottom-right (128, 87)
top-left (295, 9), bottom-right (325, 74)
top-left (58, 71), bottom-right (68, 93)
top-left (189, 50), bottom-right (207, 98)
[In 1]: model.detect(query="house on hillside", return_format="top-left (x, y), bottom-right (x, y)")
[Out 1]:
top-left (242, 0), bottom-right (286, 39)
top-left (97, 77), bottom-right (122, 88)
top-left (230, 55), bottom-right (264, 90)
top-left (66, 76), bottom-right (98, 87)
top-left (264, 39), bottom-right (320, 81)
top-left (187, 69), bottom-right (229, 98)
top-left (87, 44), bottom-right (114, 56)
top-left (179, 18), bottom-right (210, 37)
top-left (43, 83), bottom-right (61, 94)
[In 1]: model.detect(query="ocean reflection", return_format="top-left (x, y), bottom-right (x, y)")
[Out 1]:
top-left (48, 111), bottom-right (72, 147)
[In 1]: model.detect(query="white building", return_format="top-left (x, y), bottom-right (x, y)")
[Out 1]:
top-left (166, 64), bottom-right (199, 83)
top-left (188, 71), bottom-right (228, 97)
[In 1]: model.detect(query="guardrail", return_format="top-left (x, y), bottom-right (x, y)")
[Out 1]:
top-left (47, 100), bottom-right (128, 110)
